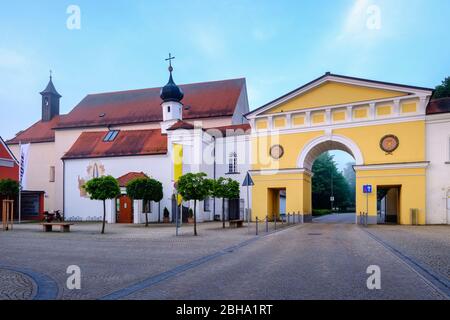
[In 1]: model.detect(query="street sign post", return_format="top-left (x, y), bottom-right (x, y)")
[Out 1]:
top-left (363, 185), bottom-right (373, 223)
top-left (243, 172), bottom-right (255, 233)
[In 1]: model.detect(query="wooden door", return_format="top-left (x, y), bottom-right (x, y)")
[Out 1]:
top-left (118, 196), bottom-right (133, 223)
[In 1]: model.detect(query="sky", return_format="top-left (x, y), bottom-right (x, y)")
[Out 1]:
top-left (1, 0), bottom-right (449, 168)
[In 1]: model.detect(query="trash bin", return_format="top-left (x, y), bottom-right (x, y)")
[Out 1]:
top-left (410, 208), bottom-right (419, 225)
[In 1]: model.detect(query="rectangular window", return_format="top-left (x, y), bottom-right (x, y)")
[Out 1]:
top-left (103, 130), bottom-right (120, 142)
top-left (49, 166), bottom-right (55, 182)
top-left (0, 159), bottom-right (14, 168)
top-left (228, 152), bottom-right (238, 173)
top-left (204, 197), bottom-right (211, 212)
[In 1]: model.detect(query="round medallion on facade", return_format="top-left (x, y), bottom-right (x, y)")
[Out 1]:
top-left (270, 145), bottom-right (284, 160)
top-left (380, 134), bottom-right (399, 153)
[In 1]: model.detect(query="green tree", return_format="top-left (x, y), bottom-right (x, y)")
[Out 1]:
top-left (433, 77), bottom-right (450, 99)
top-left (126, 177), bottom-right (163, 227)
top-left (176, 172), bottom-right (212, 236)
top-left (211, 177), bottom-right (240, 228)
top-left (343, 162), bottom-right (356, 208)
top-left (83, 176), bottom-right (121, 234)
top-left (312, 153), bottom-right (352, 213)
top-left (0, 179), bottom-right (19, 199)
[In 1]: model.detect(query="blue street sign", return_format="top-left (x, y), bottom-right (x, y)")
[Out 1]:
top-left (242, 172), bottom-right (255, 187)
top-left (363, 185), bottom-right (373, 194)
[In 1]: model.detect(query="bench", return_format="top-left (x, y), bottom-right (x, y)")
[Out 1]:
top-left (41, 223), bottom-right (73, 233)
top-left (229, 220), bottom-right (244, 228)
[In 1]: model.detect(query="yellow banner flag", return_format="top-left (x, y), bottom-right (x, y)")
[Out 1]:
top-left (173, 144), bottom-right (183, 205)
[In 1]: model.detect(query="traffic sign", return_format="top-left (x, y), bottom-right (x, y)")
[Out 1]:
top-left (242, 172), bottom-right (254, 187)
top-left (363, 185), bottom-right (373, 194)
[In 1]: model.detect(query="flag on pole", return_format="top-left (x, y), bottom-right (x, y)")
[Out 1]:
top-left (19, 143), bottom-right (30, 191)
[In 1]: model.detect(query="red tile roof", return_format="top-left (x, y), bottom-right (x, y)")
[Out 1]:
top-left (0, 136), bottom-right (18, 163)
top-left (62, 129), bottom-right (167, 160)
top-left (167, 120), bottom-right (195, 131)
top-left (56, 78), bottom-right (246, 129)
top-left (204, 124), bottom-right (251, 136)
top-left (6, 116), bottom-right (64, 145)
top-left (427, 97), bottom-right (450, 115)
top-left (117, 172), bottom-right (148, 187)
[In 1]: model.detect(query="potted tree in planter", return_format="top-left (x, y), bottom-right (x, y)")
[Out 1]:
top-left (176, 172), bottom-right (212, 236)
top-left (126, 177), bottom-right (163, 227)
top-left (83, 176), bottom-right (121, 234)
top-left (163, 207), bottom-right (170, 223)
top-left (187, 208), bottom-right (194, 224)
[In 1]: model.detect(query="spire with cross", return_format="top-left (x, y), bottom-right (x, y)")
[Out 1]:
top-left (160, 52), bottom-right (184, 104)
top-left (165, 53), bottom-right (175, 72)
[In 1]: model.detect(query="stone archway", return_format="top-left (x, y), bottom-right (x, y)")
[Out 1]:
top-left (295, 134), bottom-right (363, 223)
top-left (297, 134), bottom-right (364, 171)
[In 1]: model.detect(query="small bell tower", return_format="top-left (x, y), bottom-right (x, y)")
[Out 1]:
top-left (160, 53), bottom-right (184, 123)
top-left (40, 71), bottom-right (62, 122)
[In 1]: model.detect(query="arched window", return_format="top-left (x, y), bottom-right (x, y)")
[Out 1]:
top-left (228, 152), bottom-right (238, 173)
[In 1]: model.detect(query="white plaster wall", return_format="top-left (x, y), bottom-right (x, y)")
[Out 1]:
top-left (213, 134), bottom-right (252, 221)
top-left (9, 142), bottom-right (56, 211)
top-left (64, 154), bottom-right (172, 223)
top-left (426, 113), bottom-right (450, 224)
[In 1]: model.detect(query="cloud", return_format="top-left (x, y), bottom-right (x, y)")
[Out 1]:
top-left (252, 27), bottom-right (276, 42)
top-left (189, 27), bottom-right (227, 59)
top-left (0, 48), bottom-right (28, 70)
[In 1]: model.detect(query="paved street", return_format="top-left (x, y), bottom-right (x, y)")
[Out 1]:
top-left (0, 217), bottom-right (449, 300)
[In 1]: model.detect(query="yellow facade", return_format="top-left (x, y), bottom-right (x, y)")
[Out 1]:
top-left (265, 82), bottom-right (408, 114)
top-left (249, 76), bottom-right (432, 225)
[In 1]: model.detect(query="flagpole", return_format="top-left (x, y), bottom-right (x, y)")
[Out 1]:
top-left (18, 141), bottom-right (21, 224)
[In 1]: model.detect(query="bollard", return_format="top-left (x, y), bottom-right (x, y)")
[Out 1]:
top-left (265, 216), bottom-right (269, 233)
top-left (293, 212), bottom-right (296, 224)
top-left (300, 212), bottom-right (304, 224)
top-left (274, 214), bottom-right (277, 230)
top-left (256, 217), bottom-right (259, 235)
top-left (288, 213), bottom-right (291, 224)
top-left (365, 212), bottom-right (368, 227)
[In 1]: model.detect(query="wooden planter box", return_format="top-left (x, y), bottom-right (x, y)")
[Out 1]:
top-left (187, 217), bottom-right (194, 224)
top-left (163, 216), bottom-right (170, 223)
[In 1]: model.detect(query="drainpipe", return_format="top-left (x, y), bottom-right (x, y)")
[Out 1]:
top-left (62, 159), bottom-right (65, 220)
top-left (213, 136), bottom-right (216, 221)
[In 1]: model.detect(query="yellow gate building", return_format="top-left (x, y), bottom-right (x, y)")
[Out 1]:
top-left (246, 73), bottom-right (433, 225)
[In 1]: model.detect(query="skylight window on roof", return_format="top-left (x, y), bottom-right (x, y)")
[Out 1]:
top-left (103, 130), bottom-right (120, 142)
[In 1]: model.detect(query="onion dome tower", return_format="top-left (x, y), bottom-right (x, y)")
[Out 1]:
top-left (160, 54), bottom-right (184, 122)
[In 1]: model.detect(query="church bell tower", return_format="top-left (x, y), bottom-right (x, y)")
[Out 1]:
top-left (40, 72), bottom-right (62, 122)
top-left (160, 54), bottom-right (184, 123)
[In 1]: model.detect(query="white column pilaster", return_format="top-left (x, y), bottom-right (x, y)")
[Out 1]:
top-left (268, 116), bottom-right (273, 130)
top-left (325, 109), bottom-right (332, 125)
top-left (305, 111), bottom-right (311, 126)
top-left (393, 99), bottom-right (400, 116)
top-left (419, 96), bottom-right (428, 113)
top-left (347, 106), bottom-right (353, 122)
top-left (369, 103), bottom-right (376, 120)
top-left (286, 113), bottom-right (292, 129)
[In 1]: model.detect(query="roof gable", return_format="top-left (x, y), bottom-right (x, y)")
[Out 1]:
top-left (247, 73), bottom-right (433, 117)
top-left (0, 136), bottom-right (18, 164)
top-left (117, 172), bottom-right (148, 187)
